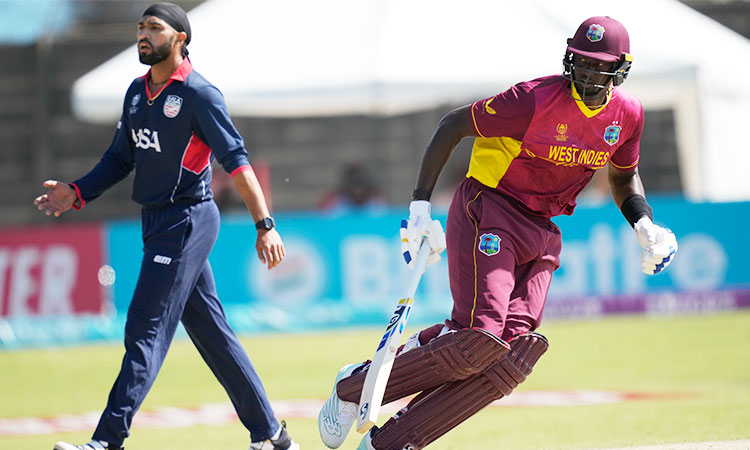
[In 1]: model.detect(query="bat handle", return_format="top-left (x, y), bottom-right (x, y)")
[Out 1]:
top-left (405, 238), bottom-right (430, 298)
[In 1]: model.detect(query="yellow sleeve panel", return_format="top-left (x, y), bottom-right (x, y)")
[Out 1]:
top-left (466, 136), bottom-right (523, 188)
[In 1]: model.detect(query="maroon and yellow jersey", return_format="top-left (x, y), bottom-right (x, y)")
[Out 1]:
top-left (468, 75), bottom-right (643, 217)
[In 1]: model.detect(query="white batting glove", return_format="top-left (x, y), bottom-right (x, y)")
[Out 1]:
top-left (400, 200), bottom-right (447, 268)
top-left (634, 216), bottom-right (678, 275)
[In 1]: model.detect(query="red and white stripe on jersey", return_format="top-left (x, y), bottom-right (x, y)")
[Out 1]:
top-left (181, 133), bottom-right (212, 174)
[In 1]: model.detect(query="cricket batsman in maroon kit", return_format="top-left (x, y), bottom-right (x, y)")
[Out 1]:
top-left (319, 16), bottom-right (678, 450)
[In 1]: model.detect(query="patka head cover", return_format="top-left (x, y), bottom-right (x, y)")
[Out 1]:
top-left (142, 2), bottom-right (192, 50)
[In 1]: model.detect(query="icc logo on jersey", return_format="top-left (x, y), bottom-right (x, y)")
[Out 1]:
top-left (555, 123), bottom-right (569, 142)
top-left (129, 94), bottom-right (141, 115)
top-left (163, 95), bottom-right (183, 118)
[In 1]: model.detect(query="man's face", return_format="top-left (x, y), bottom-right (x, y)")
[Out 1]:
top-left (137, 16), bottom-right (178, 65)
top-left (571, 54), bottom-right (617, 100)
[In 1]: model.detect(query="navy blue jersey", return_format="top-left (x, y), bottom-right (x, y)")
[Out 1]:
top-left (72, 58), bottom-right (250, 208)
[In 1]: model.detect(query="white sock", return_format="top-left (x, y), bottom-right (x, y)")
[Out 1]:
top-left (270, 425), bottom-right (282, 441)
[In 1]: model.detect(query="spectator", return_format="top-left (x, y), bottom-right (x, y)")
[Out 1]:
top-left (318, 162), bottom-right (387, 212)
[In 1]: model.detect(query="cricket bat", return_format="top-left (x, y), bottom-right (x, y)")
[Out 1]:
top-left (356, 239), bottom-right (430, 434)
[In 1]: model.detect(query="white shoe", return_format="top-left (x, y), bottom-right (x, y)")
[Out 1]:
top-left (54, 441), bottom-right (117, 450)
top-left (318, 363), bottom-right (361, 449)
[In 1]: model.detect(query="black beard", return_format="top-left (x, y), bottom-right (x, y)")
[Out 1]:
top-left (138, 40), bottom-right (172, 65)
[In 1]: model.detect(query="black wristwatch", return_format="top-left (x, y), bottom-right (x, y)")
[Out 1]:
top-left (255, 217), bottom-right (275, 231)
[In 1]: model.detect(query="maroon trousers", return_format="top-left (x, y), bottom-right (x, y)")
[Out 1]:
top-left (442, 177), bottom-right (562, 341)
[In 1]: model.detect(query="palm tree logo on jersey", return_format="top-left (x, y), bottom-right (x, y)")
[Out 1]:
top-left (604, 123), bottom-right (622, 146)
top-left (478, 233), bottom-right (501, 256)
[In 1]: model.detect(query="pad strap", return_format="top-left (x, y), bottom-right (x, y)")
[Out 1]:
top-left (370, 332), bottom-right (549, 450)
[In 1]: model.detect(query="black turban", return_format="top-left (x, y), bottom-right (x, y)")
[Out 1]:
top-left (142, 2), bottom-right (191, 52)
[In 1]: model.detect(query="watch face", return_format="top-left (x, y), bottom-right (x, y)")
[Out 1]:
top-left (257, 217), bottom-right (274, 230)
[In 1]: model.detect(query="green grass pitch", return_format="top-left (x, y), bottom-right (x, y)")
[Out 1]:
top-left (1, 311), bottom-right (749, 449)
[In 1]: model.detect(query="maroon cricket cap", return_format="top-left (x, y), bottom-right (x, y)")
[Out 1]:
top-left (567, 16), bottom-right (630, 62)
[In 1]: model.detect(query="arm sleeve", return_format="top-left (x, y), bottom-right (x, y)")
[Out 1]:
top-left (71, 113), bottom-right (135, 205)
top-left (192, 85), bottom-right (250, 174)
top-left (470, 80), bottom-right (536, 140)
top-left (610, 100), bottom-right (644, 170)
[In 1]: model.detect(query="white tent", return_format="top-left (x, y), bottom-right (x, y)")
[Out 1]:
top-left (71, 0), bottom-right (750, 202)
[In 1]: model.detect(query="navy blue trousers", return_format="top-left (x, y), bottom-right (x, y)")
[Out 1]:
top-left (93, 200), bottom-right (278, 445)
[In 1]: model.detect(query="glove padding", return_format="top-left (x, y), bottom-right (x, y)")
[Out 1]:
top-left (400, 200), bottom-right (446, 268)
top-left (634, 216), bottom-right (678, 275)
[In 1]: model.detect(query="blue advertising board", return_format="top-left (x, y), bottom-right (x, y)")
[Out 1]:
top-left (3, 198), bottom-right (748, 348)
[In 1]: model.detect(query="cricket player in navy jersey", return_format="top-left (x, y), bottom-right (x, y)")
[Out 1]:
top-left (318, 16), bottom-right (679, 449)
top-left (34, 3), bottom-right (299, 450)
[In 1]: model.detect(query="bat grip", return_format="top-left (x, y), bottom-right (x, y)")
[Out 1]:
top-left (404, 238), bottom-right (430, 299)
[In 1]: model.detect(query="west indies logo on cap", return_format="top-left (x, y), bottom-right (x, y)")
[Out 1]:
top-left (586, 24), bottom-right (605, 42)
